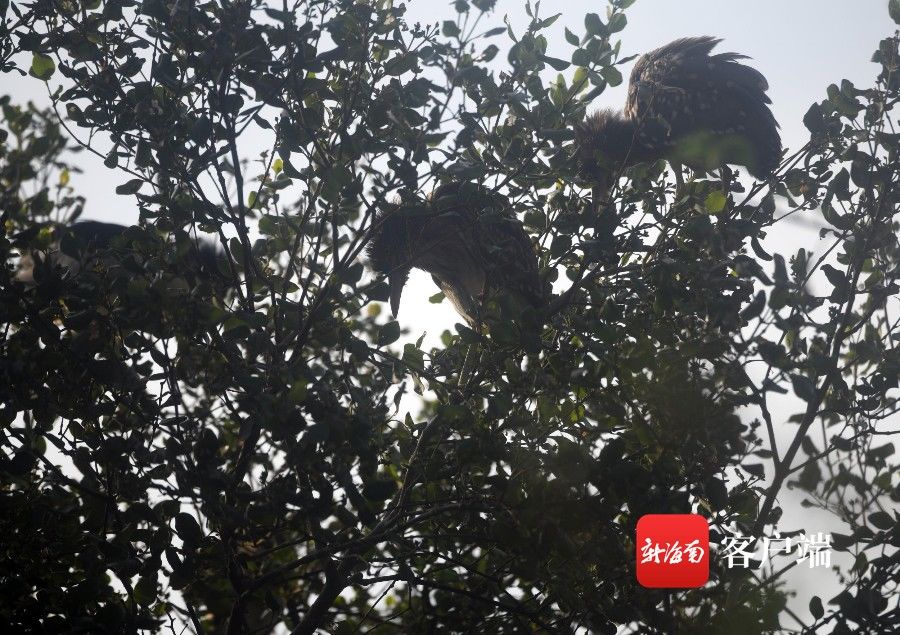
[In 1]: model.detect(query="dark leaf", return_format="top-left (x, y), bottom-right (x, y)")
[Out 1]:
top-left (809, 596), bottom-right (824, 620)
top-left (790, 374), bottom-right (817, 402)
top-left (868, 511), bottom-right (894, 530)
top-left (540, 55), bottom-right (570, 71)
top-left (174, 513), bottom-right (204, 547)
top-left (115, 179), bottom-right (144, 195)
top-left (378, 321), bottom-right (401, 346)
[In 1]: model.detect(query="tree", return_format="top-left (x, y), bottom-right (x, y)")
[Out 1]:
top-left (1, 0), bottom-right (897, 633)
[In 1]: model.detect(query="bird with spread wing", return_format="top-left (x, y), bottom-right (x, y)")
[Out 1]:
top-left (366, 182), bottom-right (545, 328)
top-left (576, 36), bottom-right (782, 205)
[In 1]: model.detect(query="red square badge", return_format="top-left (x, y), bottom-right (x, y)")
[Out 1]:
top-left (636, 514), bottom-right (709, 588)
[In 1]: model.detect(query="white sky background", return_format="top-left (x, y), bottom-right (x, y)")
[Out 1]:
top-left (5, 0), bottom-right (898, 630)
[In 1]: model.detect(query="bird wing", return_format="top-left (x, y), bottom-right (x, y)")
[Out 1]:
top-left (438, 184), bottom-right (543, 308)
top-left (477, 212), bottom-right (543, 307)
top-left (624, 36), bottom-right (781, 176)
top-left (417, 183), bottom-right (544, 324)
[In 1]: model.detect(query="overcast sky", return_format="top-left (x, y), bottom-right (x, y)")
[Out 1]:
top-left (10, 0), bottom-right (890, 224)
top-left (7, 1), bottom-right (896, 629)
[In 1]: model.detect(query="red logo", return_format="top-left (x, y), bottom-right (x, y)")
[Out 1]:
top-left (636, 514), bottom-right (709, 588)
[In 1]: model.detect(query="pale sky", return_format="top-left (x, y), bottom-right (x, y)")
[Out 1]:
top-left (6, 1), bottom-right (896, 630)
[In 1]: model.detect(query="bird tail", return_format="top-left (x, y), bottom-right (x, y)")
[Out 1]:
top-left (708, 49), bottom-right (782, 177)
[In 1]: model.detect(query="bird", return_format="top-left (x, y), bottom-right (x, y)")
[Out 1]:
top-left (13, 220), bottom-right (227, 287)
top-left (365, 182), bottom-right (545, 327)
top-left (14, 221), bottom-right (130, 285)
top-left (576, 36), bottom-right (782, 202)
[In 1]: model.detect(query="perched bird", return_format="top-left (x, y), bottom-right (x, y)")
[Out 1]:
top-left (366, 182), bottom-right (544, 327)
top-left (15, 221), bottom-right (130, 285)
top-left (14, 220), bottom-right (226, 286)
top-left (576, 36), bottom-right (782, 200)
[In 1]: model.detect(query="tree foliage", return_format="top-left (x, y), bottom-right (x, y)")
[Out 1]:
top-left (0, 0), bottom-right (898, 633)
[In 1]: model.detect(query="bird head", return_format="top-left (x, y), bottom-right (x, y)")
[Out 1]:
top-left (575, 110), bottom-right (637, 171)
top-left (366, 202), bottom-right (430, 318)
top-left (573, 109), bottom-right (640, 207)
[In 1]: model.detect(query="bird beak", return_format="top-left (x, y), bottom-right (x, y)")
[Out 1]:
top-left (388, 270), bottom-right (407, 318)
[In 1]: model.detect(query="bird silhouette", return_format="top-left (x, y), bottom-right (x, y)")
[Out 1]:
top-left (576, 36), bottom-right (782, 201)
top-left (366, 182), bottom-right (544, 327)
top-left (14, 220), bottom-right (226, 287)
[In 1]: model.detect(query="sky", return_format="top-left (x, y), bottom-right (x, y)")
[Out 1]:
top-left (6, 0), bottom-right (897, 629)
top-left (9, 0), bottom-right (891, 225)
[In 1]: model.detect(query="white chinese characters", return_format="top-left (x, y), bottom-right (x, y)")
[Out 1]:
top-left (640, 538), bottom-right (706, 565)
top-left (721, 531), bottom-right (833, 569)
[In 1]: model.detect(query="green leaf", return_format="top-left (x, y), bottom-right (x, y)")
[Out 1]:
top-left (809, 596), bottom-right (824, 620)
top-left (550, 235), bottom-right (572, 257)
top-left (584, 13), bottom-right (605, 36)
top-left (803, 102), bottom-right (825, 134)
top-left (572, 48), bottom-right (590, 66)
top-left (384, 53), bottom-right (418, 76)
top-left (564, 27), bottom-right (579, 46)
top-left (821, 264), bottom-right (848, 301)
top-left (378, 320), bottom-right (401, 346)
top-left (133, 575), bottom-right (157, 607)
top-left (600, 66), bottom-right (622, 87)
top-left (740, 291), bottom-right (766, 321)
top-left (826, 83), bottom-right (861, 117)
top-left (362, 477), bottom-right (397, 502)
top-left (607, 13), bottom-right (627, 33)
top-left (540, 55), bottom-right (570, 71)
top-left (867, 442), bottom-right (894, 460)
top-left (704, 190), bottom-right (727, 214)
top-left (442, 20), bottom-right (461, 38)
top-left (790, 374), bottom-right (817, 402)
top-left (402, 343), bottom-right (425, 370)
top-left (538, 13), bottom-right (561, 29)
top-left (288, 381), bottom-right (308, 405)
top-left (751, 236), bottom-right (773, 261)
top-left (822, 201), bottom-right (854, 230)
top-left (572, 66), bottom-right (589, 91)
top-left (30, 53), bottom-right (55, 80)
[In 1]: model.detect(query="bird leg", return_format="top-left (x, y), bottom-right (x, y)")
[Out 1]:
top-left (672, 162), bottom-right (685, 198)
top-left (457, 343), bottom-right (476, 390)
top-left (718, 164), bottom-right (735, 216)
top-left (590, 184), bottom-right (603, 216)
top-left (457, 298), bottom-right (485, 390)
top-left (720, 164), bottom-right (733, 194)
